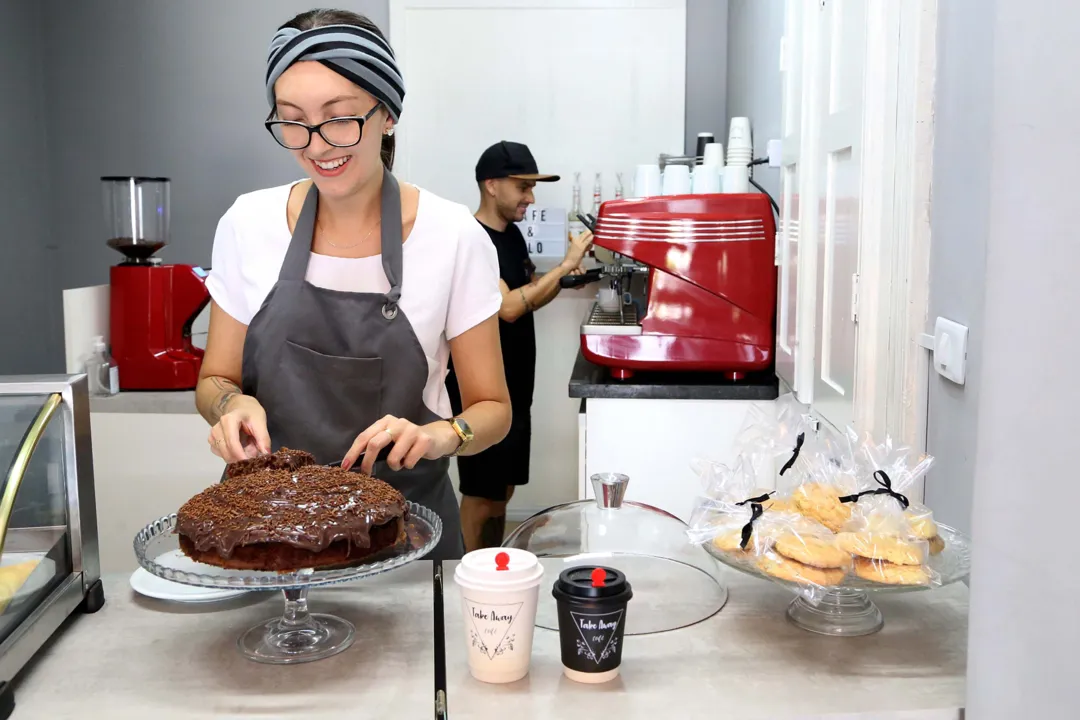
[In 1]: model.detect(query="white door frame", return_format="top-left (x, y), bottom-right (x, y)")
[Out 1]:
top-left (850, 0), bottom-right (936, 460)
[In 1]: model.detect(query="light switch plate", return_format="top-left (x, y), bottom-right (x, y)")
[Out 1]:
top-left (932, 317), bottom-right (969, 385)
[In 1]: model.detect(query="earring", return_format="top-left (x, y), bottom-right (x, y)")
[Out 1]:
top-left (384, 127), bottom-right (395, 137)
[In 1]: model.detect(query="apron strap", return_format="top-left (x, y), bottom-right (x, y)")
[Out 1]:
top-left (379, 168), bottom-right (404, 317)
top-left (278, 182), bottom-right (319, 283)
top-left (277, 170), bottom-right (405, 320)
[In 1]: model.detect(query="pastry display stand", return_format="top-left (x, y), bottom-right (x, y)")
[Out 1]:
top-left (133, 502), bottom-right (441, 664)
top-left (706, 524), bottom-right (971, 637)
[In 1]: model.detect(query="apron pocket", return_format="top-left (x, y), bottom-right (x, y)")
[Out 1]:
top-left (271, 341), bottom-right (383, 461)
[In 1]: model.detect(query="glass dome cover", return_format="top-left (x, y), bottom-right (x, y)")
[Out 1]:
top-left (503, 473), bottom-right (727, 635)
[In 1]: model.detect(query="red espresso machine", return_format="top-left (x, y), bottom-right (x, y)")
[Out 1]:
top-left (564, 193), bottom-right (777, 379)
top-left (104, 176), bottom-right (210, 390)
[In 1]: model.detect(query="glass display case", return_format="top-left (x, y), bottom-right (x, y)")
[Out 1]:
top-left (0, 376), bottom-right (102, 714)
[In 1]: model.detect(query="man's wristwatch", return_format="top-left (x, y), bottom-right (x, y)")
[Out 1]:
top-left (445, 417), bottom-right (474, 456)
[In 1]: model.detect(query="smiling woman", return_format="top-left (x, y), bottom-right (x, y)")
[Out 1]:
top-left (193, 8), bottom-right (512, 560)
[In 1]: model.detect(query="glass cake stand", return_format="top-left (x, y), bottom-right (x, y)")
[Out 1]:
top-left (133, 502), bottom-right (441, 664)
top-left (705, 523), bottom-right (971, 637)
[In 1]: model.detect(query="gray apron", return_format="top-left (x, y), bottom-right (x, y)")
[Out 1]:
top-left (240, 169), bottom-right (464, 560)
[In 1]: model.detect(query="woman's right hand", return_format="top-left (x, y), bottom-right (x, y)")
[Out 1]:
top-left (207, 396), bottom-right (271, 463)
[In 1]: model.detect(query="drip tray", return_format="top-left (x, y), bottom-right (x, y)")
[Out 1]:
top-left (581, 302), bottom-right (642, 336)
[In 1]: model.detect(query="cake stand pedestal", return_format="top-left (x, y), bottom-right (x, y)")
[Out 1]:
top-left (785, 588), bottom-right (884, 637)
top-left (239, 585), bottom-right (358, 663)
top-left (133, 503), bottom-right (442, 664)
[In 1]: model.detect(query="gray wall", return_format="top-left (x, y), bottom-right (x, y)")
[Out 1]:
top-left (0, 1), bottom-right (62, 374)
top-left (42, 0), bottom-right (389, 295)
top-left (724, 0), bottom-right (783, 198)
top-left (685, 0), bottom-right (729, 155)
top-left (966, 0), bottom-right (1080, 714)
top-left (922, 0), bottom-right (993, 535)
top-left (2, 0), bottom-right (728, 370)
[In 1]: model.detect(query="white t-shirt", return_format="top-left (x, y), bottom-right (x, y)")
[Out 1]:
top-left (206, 181), bottom-right (502, 418)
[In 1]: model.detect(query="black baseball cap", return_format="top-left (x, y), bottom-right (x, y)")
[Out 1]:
top-left (475, 141), bottom-right (560, 183)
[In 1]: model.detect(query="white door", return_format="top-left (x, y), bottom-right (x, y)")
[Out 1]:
top-left (776, 0), bottom-right (805, 399)
top-left (810, 0), bottom-right (866, 432)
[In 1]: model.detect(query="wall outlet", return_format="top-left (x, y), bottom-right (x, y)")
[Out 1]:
top-left (921, 317), bottom-right (969, 385)
top-left (767, 139), bottom-right (783, 167)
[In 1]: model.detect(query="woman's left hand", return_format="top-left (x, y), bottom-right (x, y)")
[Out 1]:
top-left (341, 414), bottom-right (459, 474)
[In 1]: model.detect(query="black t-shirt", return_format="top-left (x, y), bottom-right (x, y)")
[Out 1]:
top-left (446, 220), bottom-right (536, 414)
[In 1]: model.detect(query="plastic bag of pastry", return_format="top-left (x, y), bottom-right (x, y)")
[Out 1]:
top-left (688, 488), bottom-right (795, 558)
top-left (754, 512), bottom-right (851, 605)
top-left (786, 432), bottom-right (860, 534)
top-left (687, 458), bottom-right (796, 556)
top-left (689, 454), bottom-right (758, 507)
top-left (835, 434), bottom-right (942, 587)
top-left (732, 394), bottom-right (813, 493)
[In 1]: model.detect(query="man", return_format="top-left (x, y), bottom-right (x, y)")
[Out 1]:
top-left (446, 141), bottom-right (593, 552)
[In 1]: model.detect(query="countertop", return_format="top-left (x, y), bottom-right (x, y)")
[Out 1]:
top-left (10, 562), bottom-right (436, 719)
top-left (568, 349), bottom-right (780, 401)
top-left (444, 561), bottom-right (968, 720)
top-left (10, 562), bottom-right (967, 719)
top-left (89, 390), bottom-right (197, 414)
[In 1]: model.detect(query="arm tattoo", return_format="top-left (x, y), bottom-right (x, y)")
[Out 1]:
top-left (209, 376), bottom-right (242, 422)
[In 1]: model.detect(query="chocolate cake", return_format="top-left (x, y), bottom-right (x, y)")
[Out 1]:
top-left (176, 465), bottom-right (408, 572)
top-left (224, 447), bottom-right (316, 479)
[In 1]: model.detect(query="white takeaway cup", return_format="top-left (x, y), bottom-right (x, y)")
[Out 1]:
top-left (454, 548), bottom-right (544, 684)
top-left (692, 166), bottom-right (721, 194)
top-left (662, 164), bottom-right (692, 195)
top-left (702, 142), bottom-right (725, 168)
top-left (633, 164), bottom-right (662, 198)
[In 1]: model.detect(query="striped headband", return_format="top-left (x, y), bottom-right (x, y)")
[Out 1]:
top-left (266, 24), bottom-right (405, 121)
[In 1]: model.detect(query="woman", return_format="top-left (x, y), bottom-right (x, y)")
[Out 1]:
top-left (195, 9), bottom-right (512, 560)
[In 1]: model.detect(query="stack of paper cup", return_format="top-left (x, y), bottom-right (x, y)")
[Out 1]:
top-left (633, 164), bottom-right (662, 199)
top-left (661, 164), bottom-right (691, 196)
top-left (724, 117), bottom-right (753, 193)
top-left (454, 548), bottom-right (544, 684)
top-left (726, 117), bottom-right (753, 166)
top-left (724, 165), bottom-right (750, 193)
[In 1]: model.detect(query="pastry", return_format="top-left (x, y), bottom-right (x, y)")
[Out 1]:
top-left (853, 556), bottom-right (929, 586)
top-left (757, 551), bottom-right (846, 586)
top-left (906, 510), bottom-right (939, 540)
top-left (928, 534), bottom-right (946, 556)
top-left (177, 464), bottom-right (407, 572)
top-left (0, 560), bottom-right (40, 613)
top-left (763, 496), bottom-right (798, 515)
top-left (712, 528), bottom-right (771, 553)
top-left (774, 533), bottom-right (849, 569)
top-left (836, 532), bottom-right (925, 566)
top-left (224, 447), bottom-right (316, 479)
top-left (711, 530), bottom-right (747, 552)
top-left (792, 483), bottom-right (852, 532)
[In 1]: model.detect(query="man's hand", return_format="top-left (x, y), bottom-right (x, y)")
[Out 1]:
top-left (561, 230), bottom-right (594, 272)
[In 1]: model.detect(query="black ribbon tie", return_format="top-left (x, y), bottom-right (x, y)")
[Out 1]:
top-left (838, 470), bottom-right (910, 510)
top-left (779, 432), bottom-right (805, 477)
top-left (736, 492), bottom-right (774, 549)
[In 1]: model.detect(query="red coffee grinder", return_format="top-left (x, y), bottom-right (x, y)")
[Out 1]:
top-left (105, 176), bottom-right (209, 390)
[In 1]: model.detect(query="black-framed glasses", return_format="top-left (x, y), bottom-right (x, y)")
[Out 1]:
top-left (265, 103), bottom-right (381, 150)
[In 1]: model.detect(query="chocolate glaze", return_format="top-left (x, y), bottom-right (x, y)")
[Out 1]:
top-left (176, 465), bottom-right (407, 558)
top-left (224, 447), bottom-right (316, 480)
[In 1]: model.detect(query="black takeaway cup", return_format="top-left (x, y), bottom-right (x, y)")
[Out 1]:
top-left (552, 566), bottom-right (633, 683)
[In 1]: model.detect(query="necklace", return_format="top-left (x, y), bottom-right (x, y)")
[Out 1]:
top-left (320, 219), bottom-right (381, 250)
